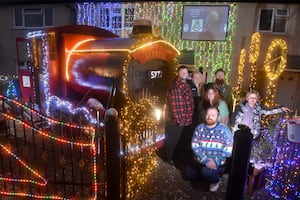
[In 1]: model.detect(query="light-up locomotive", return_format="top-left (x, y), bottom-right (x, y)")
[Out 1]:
top-left (26, 20), bottom-right (179, 127)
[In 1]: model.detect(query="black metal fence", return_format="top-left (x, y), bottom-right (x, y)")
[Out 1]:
top-left (0, 95), bottom-right (104, 199)
top-left (0, 94), bottom-right (160, 200)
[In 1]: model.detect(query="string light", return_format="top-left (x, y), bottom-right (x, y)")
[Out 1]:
top-left (0, 95), bottom-right (95, 131)
top-left (26, 30), bottom-right (46, 39)
top-left (0, 95), bottom-right (98, 199)
top-left (23, 2), bottom-right (238, 199)
top-left (74, 2), bottom-right (237, 198)
top-left (265, 121), bottom-right (300, 199)
top-left (264, 39), bottom-right (287, 81)
top-left (249, 32), bottom-right (261, 90)
top-left (65, 38), bottom-right (96, 81)
top-left (0, 143), bottom-right (48, 187)
top-left (4, 78), bottom-right (19, 98)
top-left (232, 48), bottom-right (246, 106)
top-left (47, 96), bottom-right (98, 125)
top-left (120, 57), bottom-right (158, 199)
top-left (1, 93), bottom-right (162, 199)
top-left (113, 34), bottom-right (179, 198)
top-left (119, 99), bottom-right (158, 199)
top-left (26, 30), bottom-right (51, 112)
top-left (76, 2), bottom-right (237, 82)
top-left (28, 3), bottom-right (296, 200)
top-left (264, 39), bottom-right (287, 108)
top-left (26, 30), bottom-right (99, 124)
top-left (249, 115), bottom-right (299, 199)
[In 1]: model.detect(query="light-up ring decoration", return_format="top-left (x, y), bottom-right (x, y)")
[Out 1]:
top-left (264, 39), bottom-right (287, 81)
top-left (249, 32), bottom-right (261, 64)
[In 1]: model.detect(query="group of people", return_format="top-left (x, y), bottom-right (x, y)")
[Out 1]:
top-left (164, 65), bottom-right (289, 192)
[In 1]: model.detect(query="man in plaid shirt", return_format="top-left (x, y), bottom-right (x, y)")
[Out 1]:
top-left (164, 65), bottom-right (194, 166)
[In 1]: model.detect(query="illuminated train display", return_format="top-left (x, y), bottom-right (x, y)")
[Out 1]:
top-left (26, 21), bottom-right (180, 124)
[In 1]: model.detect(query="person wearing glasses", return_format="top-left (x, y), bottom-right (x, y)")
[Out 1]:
top-left (231, 90), bottom-right (290, 139)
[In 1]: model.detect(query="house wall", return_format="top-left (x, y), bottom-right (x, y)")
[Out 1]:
top-left (0, 4), bottom-right (76, 75)
top-left (0, 2), bottom-right (299, 112)
top-left (230, 3), bottom-right (258, 87)
top-left (232, 3), bottom-right (300, 85)
top-left (231, 3), bottom-right (300, 112)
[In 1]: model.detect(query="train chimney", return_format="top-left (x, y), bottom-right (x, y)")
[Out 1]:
top-left (132, 19), bottom-right (152, 34)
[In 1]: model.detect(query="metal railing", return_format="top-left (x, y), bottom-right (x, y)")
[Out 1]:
top-left (0, 95), bottom-right (102, 199)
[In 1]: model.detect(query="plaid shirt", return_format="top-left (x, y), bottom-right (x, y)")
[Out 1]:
top-left (166, 77), bottom-right (194, 126)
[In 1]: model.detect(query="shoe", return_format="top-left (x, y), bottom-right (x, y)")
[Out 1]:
top-left (209, 179), bottom-right (221, 192)
top-left (221, 174), bottom-right (229, 183)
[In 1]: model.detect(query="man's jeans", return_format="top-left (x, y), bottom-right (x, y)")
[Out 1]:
top-left (164, 121), bottom-right (184, 162)
top-left (184, 160), bottom-right (225, 183)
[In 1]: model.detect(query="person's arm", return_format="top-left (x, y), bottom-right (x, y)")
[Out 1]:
top-left (261, 104), bottom-right (290, 115)
top-left (230, 103), bottom-right (242, 128)
top-left (220, 127), bottom-right (233, 166)
top-left (191, 125), bottom-right (209, 165)
top-left (219, 100), bottom-right (229, 125)
top-left (179, 82), bottom-right (194, 125)
top-left (170, 83), bottom-right (183, 125)
top-left (281, 107), bottom-right (290, 113)
top-left (221, 116), bottom-right (229, 126)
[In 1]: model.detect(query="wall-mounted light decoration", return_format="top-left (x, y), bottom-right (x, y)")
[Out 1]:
top-left (76, 2), bottom-right (237, 83)
top-left (249, 32), bottom-right (261, 90)
top-left (232, 48), bottom-right (246, 110)
top-left (263, 38), bottom-right (287, 108)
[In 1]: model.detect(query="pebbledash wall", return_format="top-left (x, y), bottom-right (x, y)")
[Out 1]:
top-left (0, 2), bottom-right (299, 111)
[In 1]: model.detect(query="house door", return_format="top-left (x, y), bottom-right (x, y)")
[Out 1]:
top-left (275, 71), bottom-right (299, 111)
top-left (16, 37), bottom-right (36, 103)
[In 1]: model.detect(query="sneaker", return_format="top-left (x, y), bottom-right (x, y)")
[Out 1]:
top-left (221, 174), bottom-right (229, 183)
top-left (209, 179), bottom-right (221, 192)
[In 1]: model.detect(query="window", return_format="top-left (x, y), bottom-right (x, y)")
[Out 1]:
top-left (112, 7), bottom-right (122, 29)
top-left (124, 7), bottom-right (135, 28)
top-left (14, 7), bottom-right (54, 29)
top-left (258, 8), bottom-right (288, 34)
top-left (98, 4), bottom-right (135, 31)
top-left (99, 7), bottom-right (110, 28)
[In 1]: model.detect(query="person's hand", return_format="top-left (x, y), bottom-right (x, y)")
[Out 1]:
top-left (206, 158), bottom-right (217, 170)
top-left (281, 107), bottom-right (290, 113)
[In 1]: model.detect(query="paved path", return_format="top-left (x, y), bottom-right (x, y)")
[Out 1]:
top-left (131, 152), bottom-right (276, 200)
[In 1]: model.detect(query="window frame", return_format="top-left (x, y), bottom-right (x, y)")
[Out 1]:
top-left (257, 8), bottom-right (288, 34)
top-left (13, 7), bottom-right (54, 29)
top-left (98, 4), bottom-right (135, 31)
